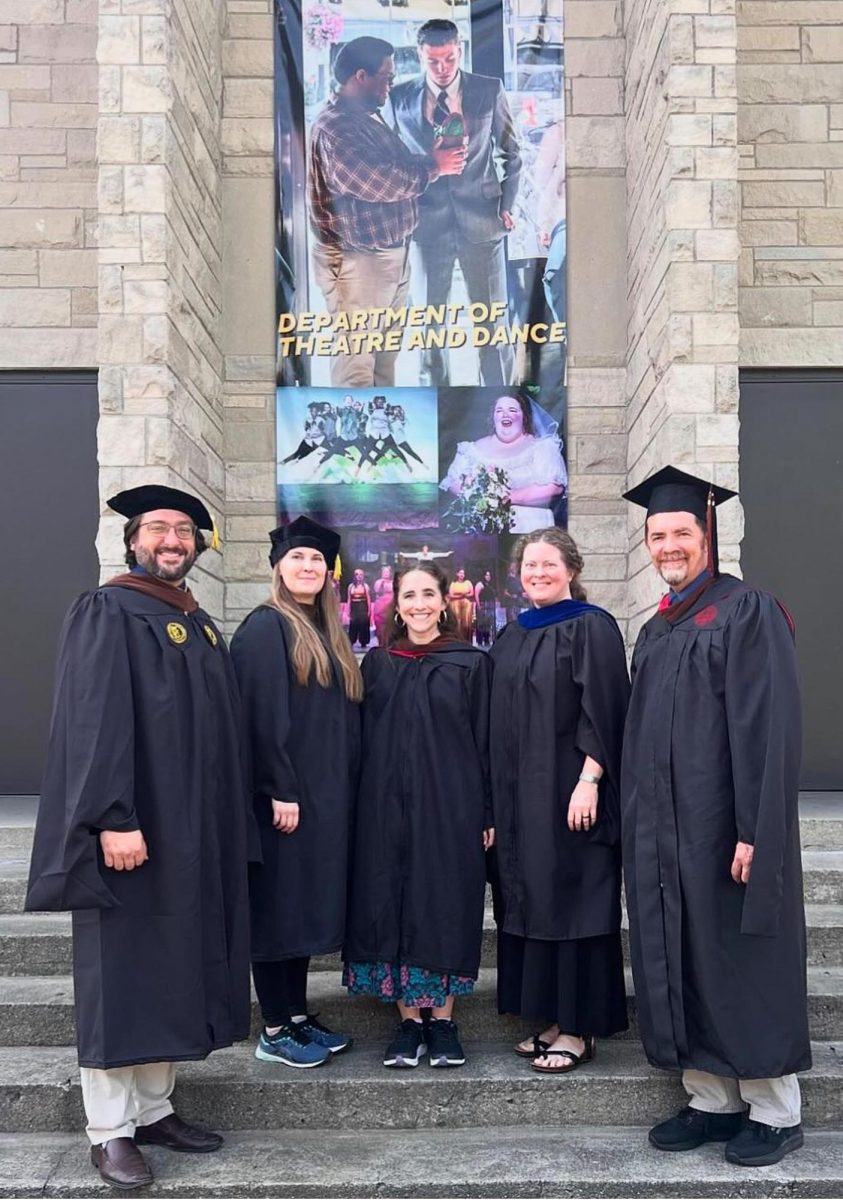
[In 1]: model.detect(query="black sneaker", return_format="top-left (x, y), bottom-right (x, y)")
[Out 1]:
top-left (383, 1019), bottom-right (426, 1068)
top-left (725, 1120), bottom-right (804, 1167)
top-left (649, 1105), bottom-right (745, 1151)
top-left (427, 1018), bottom-right (466, 1067)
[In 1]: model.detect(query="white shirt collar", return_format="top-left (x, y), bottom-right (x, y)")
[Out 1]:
top-left (426, 70), bottom-right (462, 101)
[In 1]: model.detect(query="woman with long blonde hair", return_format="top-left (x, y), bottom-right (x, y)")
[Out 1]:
top-left (231, 516), bottom-right (362, 1069)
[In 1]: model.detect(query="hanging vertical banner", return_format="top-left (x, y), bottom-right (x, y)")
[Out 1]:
top-left (274, 0), bottom-right (567, 644)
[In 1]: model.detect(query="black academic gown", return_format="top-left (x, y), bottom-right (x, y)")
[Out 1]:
top-left (622, 574), bottom-right (811, 1079)
top-left (230, 605), bottom-right (360, 961)
top-left (489, 611), bottom-right (630, 940)
top-left (345, 643), bottom-right (492, 978)
top-left (25, 586), bottom-right (252, 1069)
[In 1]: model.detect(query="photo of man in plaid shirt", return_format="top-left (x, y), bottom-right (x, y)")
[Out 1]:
top-left (309, 37), bottom-right (466, 388)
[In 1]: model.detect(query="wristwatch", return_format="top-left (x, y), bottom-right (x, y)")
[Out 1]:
top-left (578, 772), bottom-right (601, 785)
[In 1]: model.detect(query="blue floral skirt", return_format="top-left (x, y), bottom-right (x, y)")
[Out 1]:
top-left (343, 960), bottom-right (475, 1008)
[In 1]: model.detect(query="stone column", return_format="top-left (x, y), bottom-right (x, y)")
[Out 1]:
top-left (220, 0), bottom-right (275, 634)
top-left (97, 0), bottom-right (227, 617)
top-left (565, 0), bottom-right (629, 621)
top-left (625, 0), bottom-right (740, 634)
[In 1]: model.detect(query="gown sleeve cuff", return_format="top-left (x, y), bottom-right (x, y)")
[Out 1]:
top-left (95, 808), bottom-right (140, 833)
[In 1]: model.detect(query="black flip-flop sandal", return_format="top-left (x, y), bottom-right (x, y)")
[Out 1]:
top-left (514, 1034), bottom-right (551, 1059)
top-left (531, 1036), bottom-right (596, 1074)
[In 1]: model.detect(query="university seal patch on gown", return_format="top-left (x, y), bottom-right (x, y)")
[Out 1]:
top-left (25, 585), bottom-right (252, 1069)
top-left (621, 574), bottom-right (811, 1080)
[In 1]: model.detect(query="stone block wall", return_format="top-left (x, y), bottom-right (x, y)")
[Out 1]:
top-left (220, 0), bottom-right (276, 634)
top-left (0, 0), bottom-right (97, 369)
top-left (564, 0), bottom-right (629, 619)
top-left (738, 0), bottom-right (843, 366)
top-left (625, 0), bottom-right (741, 636)
top-left (96, 0), bottom-right (227, 617)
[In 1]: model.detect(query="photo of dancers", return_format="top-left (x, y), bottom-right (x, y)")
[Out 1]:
top-left (277, 386), bottom-right (439, 533)
top-left (277, 387), bottom-right (437, 487)
top-left (355, 397), bottom-right (427, 476)
top-left (281, 401), bottom-right (328, 465)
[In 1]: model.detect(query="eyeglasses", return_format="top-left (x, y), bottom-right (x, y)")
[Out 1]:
top-left (138, 521), bottom-right (197, 540)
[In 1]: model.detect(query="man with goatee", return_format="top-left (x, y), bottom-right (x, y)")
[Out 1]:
top-left (621, 465), bottom-right (809, 1169)
top-left (26, 485), bottom-right (252, 1190)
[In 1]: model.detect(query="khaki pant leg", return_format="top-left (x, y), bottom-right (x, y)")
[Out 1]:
top-left (133, 1062), bottom-right (176, 1129)
top-left (81, 1066), bottom-right (140, 1145)
top-left (682, 1069), bottom-right (745, 1114)
top-left (311, 242), bottom-right (409, 388)
top-left (739, 1075), bottom-right (801, 1127)
top-left (372, 246), bottom-right (410, 388)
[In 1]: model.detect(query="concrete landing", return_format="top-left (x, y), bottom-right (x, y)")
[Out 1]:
top-left (1, 1127), bottom-right (842, 1199)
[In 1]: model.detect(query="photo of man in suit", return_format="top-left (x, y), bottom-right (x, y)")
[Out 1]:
top-left (390, 19), bottom-right (522, 388)
top-left (308, 36), bottom-right (466, 389)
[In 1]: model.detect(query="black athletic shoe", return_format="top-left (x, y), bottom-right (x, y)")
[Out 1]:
top-left (649, 1105), bottom-right (745, 1152)
top-left (725, 1120), bottom-right (804, 1166)
top-left (383, 1019), bottom-right (427, 1068)
top-left (427, 1018), bottom-right (466, 1067)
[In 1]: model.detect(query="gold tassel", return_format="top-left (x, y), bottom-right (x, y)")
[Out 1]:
top-left (211, 522), bottom-right (221, 553)
top-left (333, 557), bottom-right (342, 582)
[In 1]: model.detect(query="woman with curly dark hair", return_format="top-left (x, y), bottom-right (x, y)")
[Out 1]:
top-left (344, 561), bottom-right (494, 1070)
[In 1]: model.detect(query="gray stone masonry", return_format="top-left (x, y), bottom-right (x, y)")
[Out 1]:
top-left (738, 0), bottom-right (843, 366)
top-left (0, 0), bottom-right (97, 370)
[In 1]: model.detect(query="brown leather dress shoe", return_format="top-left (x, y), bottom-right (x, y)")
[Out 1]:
top-left (91, 1138), bottom-right (153, 1190)
top-left (135, 1112), bottom-right (223, 1153)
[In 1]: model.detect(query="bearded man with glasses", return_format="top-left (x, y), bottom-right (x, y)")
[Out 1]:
top-left (26, 485), bottom-right (252, 1190)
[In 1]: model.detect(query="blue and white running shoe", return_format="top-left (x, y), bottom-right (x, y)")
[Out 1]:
top-left (254, 1024), bottom-right (330, 1068)
top-left (296, 1013), bottom-right (353, 1055)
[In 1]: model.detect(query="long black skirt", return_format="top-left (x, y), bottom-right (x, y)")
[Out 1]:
top-left (497, 930), bottom-right (628, 1037)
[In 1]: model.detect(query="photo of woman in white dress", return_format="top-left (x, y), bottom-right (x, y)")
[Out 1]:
top-left (440, 391), bottom-right (567, 533)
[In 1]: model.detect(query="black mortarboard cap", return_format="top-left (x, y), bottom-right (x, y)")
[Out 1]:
top-left (269, 515), bottom-right (341, 571)
top-left (107, 485), bottom-right (215, 533)
top-left (623, 465), bottom-right (735, 519)
top-left (623, 465), bottom-right (737, 575)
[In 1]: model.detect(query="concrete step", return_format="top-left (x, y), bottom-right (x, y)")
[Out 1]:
top-left (2, 1127), bottom-right (843, 1198)
top-left (0, 859), bottom-right (27, 914)
top-left (4, 853), bottom-right (841, 913)
top-left (0, 1041), bottom-right (840, 1135)
top-left (0, 913), bottom-right (71, 975)
top-left (4, 966), bottom-right (843, 1049)
top-left (3, 792), bottom-right (841, 856)
top-left (0, 797), bottom-right (37, 857)
top-left (799, 793), bottom-right (843, 850)
top-left (3, 903), bottom-right (843, 977)
top-left (0, 853), bottom-right (816, 910)
top-left (801, 851), bottom-right (843, 903)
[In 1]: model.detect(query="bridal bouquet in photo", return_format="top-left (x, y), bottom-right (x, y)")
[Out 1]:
top-left (443, 464), bottom-right (515, 534)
